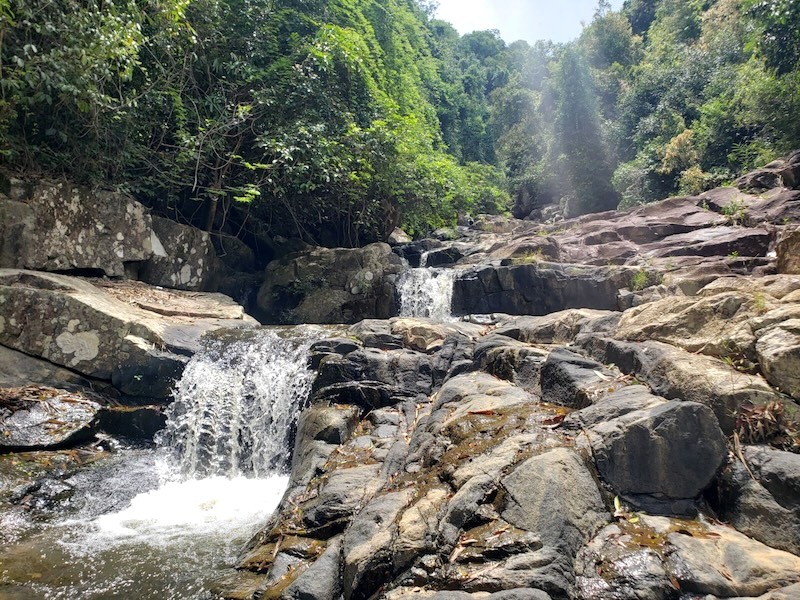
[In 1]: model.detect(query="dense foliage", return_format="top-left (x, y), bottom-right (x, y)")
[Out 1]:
top-left (2, 0), bottom-right (799, 243)
top-left (0, 0), bottom-right (508, 245)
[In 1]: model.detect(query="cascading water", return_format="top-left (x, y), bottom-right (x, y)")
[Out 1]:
top-left (159, 329), bottom-right (316, 478)
top-left (0, 328), bottom-right (319, 600)
top-left (397, 258), bottom-right (456, 321)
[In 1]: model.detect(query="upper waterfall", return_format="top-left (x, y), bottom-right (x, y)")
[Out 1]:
top-left (396, 265), bottom-right (456, 321)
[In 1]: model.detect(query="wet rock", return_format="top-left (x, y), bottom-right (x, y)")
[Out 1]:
top-left (424, 246), bottom-right (464, 267)
top-left (0, 386), bottom-right (100, 450)
top-left (257, 243), bottom-right (404, 324)
top-left (138, 216), bottom-right (219, 291)
top-left (756, 319), bottom-right (800, 399)
top-left (777, 228), bottom-right (800, 274)
top-left (97, 405), bottom-right (166, 440)
top-left (540, 348), bottom-right (624, 409)
top-left (0, 181), bottom-right (152, 276)
top-left (586, 401), bottom-right (727, 513)
top-left (284, 537), bottom-right (344, 600)
top-left (296, 404), bottom-right (360, 446)
top-left (392, 239), bottom-right (443, 268)
top-left (312, 381), bottom-right (397, 412)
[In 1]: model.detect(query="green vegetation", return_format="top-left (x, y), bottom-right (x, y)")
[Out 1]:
top-left (1, 0), bottom-right (798, 246)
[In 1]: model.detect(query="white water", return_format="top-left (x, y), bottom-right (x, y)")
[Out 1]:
top-left (397, 266), bottom-right (456, 321)
top-left (0, 328), bottom-right (317, 599)
top-left (160, 329), bottom-right (317, 478)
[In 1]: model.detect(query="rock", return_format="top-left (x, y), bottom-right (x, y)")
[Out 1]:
top-left (392, 239), bottom-right (443, 268)
top-left (391, 319), bottom-right (451, 353)
top-left (563, 385), bottom-right (666, 430)
top-left (0, 181), bottom-right (152, 277)
top-left (714, 447), bottom-right (800, 556)
top-left (643, 226), bottom-right (771, 259)
top-left (350, 320), bottom-right (404, 349)
top-left (452, 263), bottom-right (638, 316)
top-left (343, 490), bottom-right (413, 600)
top-left (138, 216), bottom-right (219, 291)
top-left (586, 401), bottom-right (727, 513)
top-left (580, 337), bottom-right (787, 433)
top-left (0, 386), bottom-right (100, 450)
top-left (257, 243), bottom-right (404, 324)
top-left (297, 404), bottom-right (360, 446)
top-left (497, 447), bottom-right (609, 596)
top-left (577, 515), bottom-right (800, 600)
top-left (539, 348), bottom-right (624, 408)
top-left (0, 270), bottom-right (255, 397)
top-left (97, 405), bottom-right (167, 440)
top-left (424, 246), bottom-right (464, 267)
top-left (493, 309), bottom-right (614, 345)
top-left (0, 345), bottom-right (92, 390)
top-left (735, 150), bottom-right (800, 191)
top-left (757, 319), bottom-right (800, 399)
top-left (662, 517), bottom-right (800, 597)
top-left (284, 537), bottom-right (344, 600)
top-left (777, 228), bottom-right (800, 275)
top-left (302, 465), bottom-right (384, 532)
top-left (388, 228), bottom-right (413, 245)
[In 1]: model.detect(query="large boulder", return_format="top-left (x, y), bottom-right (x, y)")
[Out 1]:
top-left (0, 270), bottom-right (255, 399)
top-left (0, 181), bottom-right (152, 277)
top-left (585, 400), bottom-right (727, 513)
top-left (138, 216), bottom-right (219, 291)
top-left (452, 262), bottom-right (637, 316)
top-left (757, 319), bottom-right (800, 399)
top-left (257, 243), bottom-right (405, 324)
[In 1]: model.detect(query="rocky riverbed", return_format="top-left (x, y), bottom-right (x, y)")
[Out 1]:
top-left (1, 154), bottom-right (800, 599)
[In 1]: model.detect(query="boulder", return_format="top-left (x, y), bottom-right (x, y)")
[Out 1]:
top-left (714, 447), bottom-right (800, 556)
top-left (580, 337), bottom-right (788, 433)
top-left (452, 263), bottom-right (638, 316)
top-left (284, 537), bottom-right (344, 600)
top-left (138, 216), bottom-right (219, 291)
top-left (97, 405), bottom-right (167, 440)
top-left (539, 348), bottom-right (624, 408)
top-left (388, 228), bottom-right (412, 245)
top-left (756, 319), bottom-right (800, 399)
top-left (777, 228), bottom-right (800, 274)
top-left (586, 401), bottom-right (727, 513)
top-left (0, 386), bottom-right (100, 450)
top-left (576, 516), bottom-right (800, 599)
top-left (735, 150), bottom-right (800, 191)
top-left (493, 309), bottom-right (614, 345)
top-left (0, 345), bottom-right (93, 390)
top-left (257, 243), bottom-right (405, 324)
top-left (0, 181), bottom-right (152, 277)
top-left (0, 270), bottom-right (255, 398)
top-left (302, 464), bottom-right (384, 532)
top-left (562, 385), bottom-right (666, 430)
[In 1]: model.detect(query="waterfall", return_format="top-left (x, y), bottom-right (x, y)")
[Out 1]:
top-left (397, 265), bottom-right (456, 321)
top-left (159, 330), bottom-right (315, 479)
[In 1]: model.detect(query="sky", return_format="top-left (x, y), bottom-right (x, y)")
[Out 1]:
top-left (434, 0), bottom-right (626, 45)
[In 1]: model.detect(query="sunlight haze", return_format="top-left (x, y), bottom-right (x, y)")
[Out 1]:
top-left (434, 0), bottom-right (626, 44)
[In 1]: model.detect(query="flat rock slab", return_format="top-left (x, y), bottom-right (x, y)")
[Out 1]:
top-left (0, 386), bottom-right (100, 450)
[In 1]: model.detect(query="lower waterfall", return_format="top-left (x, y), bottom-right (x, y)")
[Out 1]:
top-left (160, 329), bottom-right (316, 478)
top-left (396, 267), bottom-right (456, 321)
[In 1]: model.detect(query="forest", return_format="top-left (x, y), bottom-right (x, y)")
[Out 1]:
top-left (1, 0), bottom-right (798, 247)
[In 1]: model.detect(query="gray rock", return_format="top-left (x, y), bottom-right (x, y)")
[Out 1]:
top-left (587, 401), bottom-right (727, 510)
top-left (756, 319), bottom-right (800, 399)
top-left (0, 386), bottom-right (100, 450)
top-left (493, 309), bottom-right (614, 345)
top-left (284, 537), bottom-right (344, 600)
top-left (540, 348), bottom-right (623, 409)
top-left (257, 243), bottom-right (404, 324)
top-left (350, 319), bottom-right (404, 349)
top-left (0, 345), bottom-right (92, 390)
top-left (343, 491), bottom-right (412, 600)
top-left (138, 216), bottom-right (219, 291)
top-left (563, 385), bottom-right (666, 430)
top-left (499, 448), bottom-right (608, 596)
top-left (97, 405), bottom-right (166, 440)
top-left (297, 404), bottom-right (360, 446)
top-left (453, 263), bottom-right (638, 316)
top-left (0, 181), bottom-right (152, 277)
top-left (302, 465), bottom-right (383, 532)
